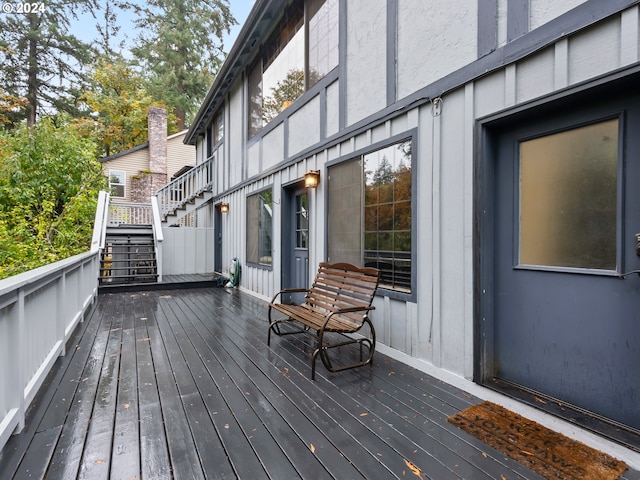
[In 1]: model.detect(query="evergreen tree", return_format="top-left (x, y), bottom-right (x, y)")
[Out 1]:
top-left (0, 1), bottom-right (97, 127)
top-left (95, 0), bottom-right (127, 56)
top-left (128, 0), bottom-right (236, 129)
top-left (77, 55), bottom-right (179, 157)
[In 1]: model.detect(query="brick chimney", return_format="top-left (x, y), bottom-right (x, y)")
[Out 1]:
top-left (148, 106), bottom-right (168, 175)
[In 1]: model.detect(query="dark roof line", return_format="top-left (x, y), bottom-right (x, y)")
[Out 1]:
top-left (184, 0), bottom-right (272, 145)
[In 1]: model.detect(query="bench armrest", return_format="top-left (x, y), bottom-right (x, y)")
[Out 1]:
top-left (321, 305), bottom-right (375, 329)
top-left (269, 288), bottom-right (310, 304)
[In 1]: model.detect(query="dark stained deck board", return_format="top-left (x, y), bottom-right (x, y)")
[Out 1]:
top-left (1, 288), bottom-right (638, 479)
top-left (134, 294), bottom-right (172, 479)
top-left (167, 293), bottom-right (373, 480)
top-left (192, 290), bottom-right (535, 480)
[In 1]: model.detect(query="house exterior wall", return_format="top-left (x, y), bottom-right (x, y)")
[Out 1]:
top-left (101, 130), bottom-right (195, 204)
top-left (167, 133), bottom-right (195, 178)
top-left (190, 0), bottom-right (640, 441)
top-left (102, 149), bottom-right (149, 203)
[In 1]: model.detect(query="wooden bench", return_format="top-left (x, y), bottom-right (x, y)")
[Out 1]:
top-left (267, 262), bottom-right (380, 380)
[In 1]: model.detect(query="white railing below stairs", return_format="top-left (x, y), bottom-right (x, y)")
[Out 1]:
top-left (156, 157), bottom-right (214, 220)
top-left (108, 202), bottom-right (153, 226)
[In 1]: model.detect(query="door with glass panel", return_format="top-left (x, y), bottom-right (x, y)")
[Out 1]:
top-left (282, 187), bottom-right (309, 304)
top-left (491, 94), bottom-right (640, 433)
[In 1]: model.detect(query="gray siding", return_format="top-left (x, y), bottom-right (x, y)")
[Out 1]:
top-left (199, 0), bottom-right (640, 380)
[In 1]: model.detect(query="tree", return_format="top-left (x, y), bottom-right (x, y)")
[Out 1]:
top-left (0, 116), bottom-right (106, 279)
top-left (0, 87), bottom-right (28, 126)
top-left (77, 55), bottom-right (179, 157)
top-left (95, 0), bottom-right (127, 57)
top-left (128, 0), bottom-right (236, 129)
top-left (0, 1), bottom-right (97, 127)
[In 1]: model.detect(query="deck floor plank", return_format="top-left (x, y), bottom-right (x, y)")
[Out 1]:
top-left (174, 292), bottom-right (367, 480)
top-left (159, 295), bottom-right (311, 480)
top-left (191, 291), bottom-right (467, 480)
top-left (201, 289), bottom-right (543, 480)
top-left (45, 294), bottom-right (118, 480)
top-left (136, 293), bottom-right (173, 479)
top-left (110, 293), bottom-right (141, 480)
top-left (143, 294), bottom-right (206, 479)
top-left (218, 302), bottom-right (473, 479)
top-left (1, 287), bottom-right (638, 480)
top-left (78, 293), bottom-right (124, 480)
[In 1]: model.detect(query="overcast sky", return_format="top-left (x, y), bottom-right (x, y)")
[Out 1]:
top-left (70, 0), bottom-right (255, 57)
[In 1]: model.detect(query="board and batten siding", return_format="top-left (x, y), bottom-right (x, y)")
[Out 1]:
top-left (209, 2), bottom-right (640, 380)
top-left (166, 132), bottom-right (196, 179)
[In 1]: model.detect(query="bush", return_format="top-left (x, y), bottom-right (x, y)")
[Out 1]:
top-left (0, 117), bottom-right (106, 279)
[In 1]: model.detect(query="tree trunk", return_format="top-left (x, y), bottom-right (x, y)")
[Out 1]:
top-left (26, 13), bottom-right (39, 127)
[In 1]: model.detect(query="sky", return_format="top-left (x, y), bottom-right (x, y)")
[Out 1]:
top-left (71, 0), bottom-right (255, 57)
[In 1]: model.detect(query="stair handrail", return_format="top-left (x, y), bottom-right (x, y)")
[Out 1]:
top-left (91, 190), bottom-right (111, 253)
top-left (156, 156), bottom-right (214, 220)
top-left (151, 195), bottom-right (164, 283)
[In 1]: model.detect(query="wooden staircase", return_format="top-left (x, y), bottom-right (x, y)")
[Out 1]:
top-left (99, 225), bottom-right (158, 286)
top-left (156, 157), bottom-right (214, 226)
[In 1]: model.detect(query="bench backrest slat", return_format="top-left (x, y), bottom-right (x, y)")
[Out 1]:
top-left (303, 263), bottom-right (380, 325)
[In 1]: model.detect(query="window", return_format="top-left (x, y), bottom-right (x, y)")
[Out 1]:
top-left (519, 119), bottom-right (618, 270)
top-left (109, 170), bottom-right (126, 198)
top-left (214, 109), bottom-right (224, 144)
top-left (248, 0), bottom-right (339, 138)
top-left (328, 141), bottom-right (412, 293)
top-left (207, 110), bottom-right (224, 158)
top-left (247, 188), bottom-right (273, 266)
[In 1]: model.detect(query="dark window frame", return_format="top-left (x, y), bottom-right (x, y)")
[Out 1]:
top-left (326, 134), bottom-right (416, 301)
top-left (246, 187), bottom-right (274, 268)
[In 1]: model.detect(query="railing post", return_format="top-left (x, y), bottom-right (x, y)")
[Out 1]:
top-left (16, 288), bottom-right (25, 434)
top-left (151, 196), bottom-right (164, 283)
top-left (58, 271), bottom-right (67, 357)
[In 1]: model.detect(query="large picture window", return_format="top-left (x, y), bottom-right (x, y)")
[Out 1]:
top-left (248, 0), bottom-right (339, 138)
top-left (246, 189), bottom-right (273, 266)
top-left (328, 140), bottom-right (413, 293)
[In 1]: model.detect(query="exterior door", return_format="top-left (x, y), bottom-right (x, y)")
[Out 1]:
top-left (486, 84), bottom-right (640, 435)
top-left (282, 186), bottom-right (309, 303)
top-left (214, 205), bottom-right (223, 273)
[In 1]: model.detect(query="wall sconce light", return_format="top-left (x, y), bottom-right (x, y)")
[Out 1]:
top-left (220, 202), bottom-right (230, 213)
top-left (304, 170), bottom-right (320, 188)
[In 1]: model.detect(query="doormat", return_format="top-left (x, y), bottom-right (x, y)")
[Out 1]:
top-left (448, 401), bottom-right (628, 480)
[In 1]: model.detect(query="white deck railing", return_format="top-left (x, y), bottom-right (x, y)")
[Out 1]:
top-left (108, 202), bottom-right (153, 225)
top-left (156, 157), bottom-right (214, 219)
top-left (0, 251), bottom-right (99, 453)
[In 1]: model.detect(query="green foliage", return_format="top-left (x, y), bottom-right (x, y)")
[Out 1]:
top-left (0, 116), bottom-right (106, 279)
top-left (77, 55), bottom-right (179, 157)
top-left (128, 0), bottom-right (236, 128)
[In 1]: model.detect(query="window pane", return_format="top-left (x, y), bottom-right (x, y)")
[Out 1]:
top-left (295, 193), bottom-right (308, 249)
top-left (328, 141), bottom-right (412, 293)
top-left (364, 143), bottom-right (412, 291)
top-left (519, 119), bottom-right (618, 270)
top-left (308, 0), bottom-right (339, 88)
top-left (248, 61), bottom-right (263, 139)
top-left (327, 159), bottom-right (362, 265)
top-left (246, 189), bottom-right (273, 266)
top-left (109, 170), bottom-right (126, 198)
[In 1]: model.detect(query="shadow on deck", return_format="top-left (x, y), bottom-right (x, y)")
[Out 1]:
top-left (0, 287), bottom-right (637, 479)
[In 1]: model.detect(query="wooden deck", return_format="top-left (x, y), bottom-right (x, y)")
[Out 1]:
top-left (0, 287), bottom-right (638, 479)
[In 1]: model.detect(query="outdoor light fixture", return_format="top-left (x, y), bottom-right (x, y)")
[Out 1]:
top-left (304, 170), bottom-right (320, 188)
top-left (220, 202), bottom-right (230, 213)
